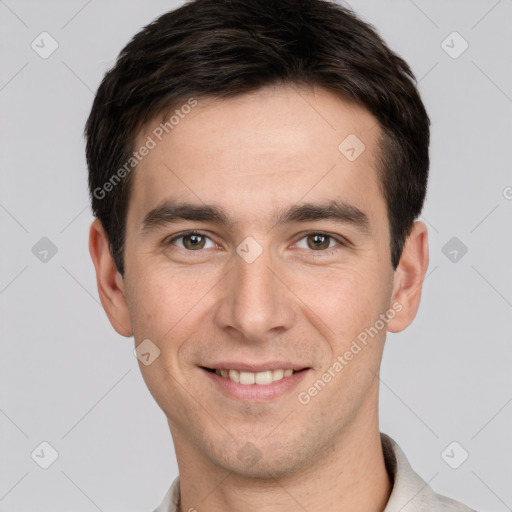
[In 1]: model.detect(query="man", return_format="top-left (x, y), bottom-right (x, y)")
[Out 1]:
top-left (86, 0), bottom-right (476, 510)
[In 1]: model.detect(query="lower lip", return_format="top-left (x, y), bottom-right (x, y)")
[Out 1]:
top-left (201, 368), bottom-right (310, 402)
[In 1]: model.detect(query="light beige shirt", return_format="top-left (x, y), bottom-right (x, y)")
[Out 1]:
top-left (153, 433), bottom-right (476, 512)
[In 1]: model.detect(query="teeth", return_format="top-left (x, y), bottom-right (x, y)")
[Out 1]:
top-left (214, 368), bottom-right (298, 385)
top-left (255, 370), bottom-right (272, 385)
top-left (240, 371), bottom-right (255, 385)
top-left (273, 369), bottom-right (284, 381)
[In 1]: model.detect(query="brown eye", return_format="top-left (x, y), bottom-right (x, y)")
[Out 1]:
top-left (306, 233), bottom-right (332, 250)
top-left (167, 231), bottom-right (214, 251)
top-left (295, 232), bottom-right (345, 254)
top-left (182, 233), bottom-right (206, 250)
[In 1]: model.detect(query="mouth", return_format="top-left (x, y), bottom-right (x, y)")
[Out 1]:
top-left (202, 367), bottom-right (307, 385)
top-left (201, 366), bottom-right (310, 401)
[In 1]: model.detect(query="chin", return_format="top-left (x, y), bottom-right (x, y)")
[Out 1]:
top-left (209, 442), bottom-right (310, 480)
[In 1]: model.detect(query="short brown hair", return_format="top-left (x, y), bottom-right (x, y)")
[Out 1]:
top-left (85, 0), bottom-right (430, 276)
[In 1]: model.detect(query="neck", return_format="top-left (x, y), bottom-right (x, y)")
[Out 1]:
top-left (171, 400), bottom-right (392, 512)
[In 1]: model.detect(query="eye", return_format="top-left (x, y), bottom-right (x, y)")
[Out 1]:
top-left (166, 230), bottom-right (216, 251)
top-left (164, 230), bottom-right (347, 254)
top-left (295, 232), bottom-right (345, 252)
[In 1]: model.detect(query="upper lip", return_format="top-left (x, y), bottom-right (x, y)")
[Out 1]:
top-left (203, 362), bottom-right (309, 372)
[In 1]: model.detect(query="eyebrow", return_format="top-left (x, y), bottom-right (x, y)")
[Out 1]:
top-left (141, 197), bottom-right (371, 236)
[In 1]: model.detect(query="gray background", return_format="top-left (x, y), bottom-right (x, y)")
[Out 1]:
top-left (1, 0), bottom-right (511, 510)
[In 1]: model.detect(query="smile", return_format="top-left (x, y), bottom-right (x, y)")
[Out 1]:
top-left (214, 368), bottom-right (297, 385)
top-left (202, 367), bottom-right (310, 401)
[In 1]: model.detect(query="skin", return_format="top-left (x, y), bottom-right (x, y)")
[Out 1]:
top-left (89, 83), bottom-right (429, 512)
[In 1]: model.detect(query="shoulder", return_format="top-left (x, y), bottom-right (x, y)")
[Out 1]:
top-left (152, 475), bottom-right (180, 512)
top-left (381, 433), bottom-right (477, 512)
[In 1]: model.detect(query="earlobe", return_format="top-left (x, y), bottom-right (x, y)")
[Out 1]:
top-left (88, 219), bottom-right (133, 337)
top-left (386, 221), bottom-right (429, 333)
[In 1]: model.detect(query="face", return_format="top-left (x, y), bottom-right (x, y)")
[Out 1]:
top-left (90, 84), bottom-right (428, 478)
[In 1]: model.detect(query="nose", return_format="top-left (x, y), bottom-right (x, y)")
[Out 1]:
top-left (213, 244), bottom-right (295, 344)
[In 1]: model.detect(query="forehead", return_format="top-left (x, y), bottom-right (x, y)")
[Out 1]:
top-left (128, 84), bottom-right (385, 232)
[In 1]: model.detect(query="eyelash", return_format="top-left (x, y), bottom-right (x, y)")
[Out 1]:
top-left (164, 230), bottom-right (348, 256)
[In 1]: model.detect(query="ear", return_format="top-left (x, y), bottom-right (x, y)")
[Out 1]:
top-left (386, 221), bottom-right (429, 333)
top-left (88, 218), bottom-right (133, 337)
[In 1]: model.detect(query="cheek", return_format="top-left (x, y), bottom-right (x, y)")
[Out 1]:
top-left (127, 268), bottom-right (223, 382)
top-left (128, 263), bottom-right (209, 335)
top-left (288, 263), bottom-right (392, 371)
top-left (290, 264), bottom-right (376, 327)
